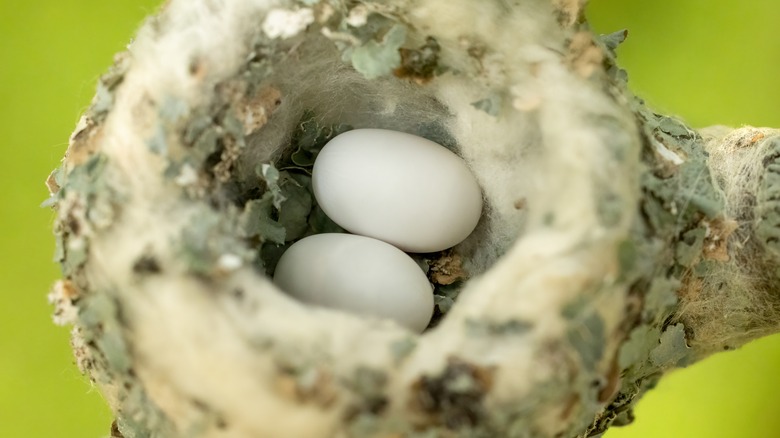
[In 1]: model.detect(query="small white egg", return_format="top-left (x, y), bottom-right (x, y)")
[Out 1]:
top-left (312, 129), bottom-right (483, 253)
top-left (273, 233), bottom-right (434, 333)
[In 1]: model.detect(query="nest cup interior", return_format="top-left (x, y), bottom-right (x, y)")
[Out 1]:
top-left (249, 45), bottom-right (470, 204)
top-left (191, 29), bottom-right (506, 326)
top-left (238, 36), bottom-right (456, 186)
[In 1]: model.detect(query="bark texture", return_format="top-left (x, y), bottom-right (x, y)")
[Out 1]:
top-left (45, 0), bottom-right (780, 437)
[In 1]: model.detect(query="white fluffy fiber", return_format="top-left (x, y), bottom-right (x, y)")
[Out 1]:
top-left (77, 0), bottom-right (641, 435)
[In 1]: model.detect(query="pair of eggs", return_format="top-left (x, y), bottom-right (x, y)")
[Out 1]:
top-left (273, 129), bottom-right (483, 332)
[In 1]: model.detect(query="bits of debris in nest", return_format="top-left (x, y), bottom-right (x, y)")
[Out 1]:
top-left (133, 255), bottom-right (162, 275)
top-left (394, 36), bottom-right (441, 84)
top-left (346, 5), bottom-right (369, 27)
top-left (566, 32), bottom-right (604, 78)
top-left (429, 251), bottom-right (465, 285)
top-left (110, 420), bottom-right (124, 438)
top-left (262, 8), bottom-right (315, 40)
top-left (48, 280), bottom-right (80, 326)
top-left (701, 217), bottom-right (738, 262)
top-left (174, 163), bottom-right (199, 187)
top-left (231, 86), bottom-right (283, 136)
top-left (276, 367), bottom-right (339, 408)
top-left (216, 253), bottom-right (243, 272)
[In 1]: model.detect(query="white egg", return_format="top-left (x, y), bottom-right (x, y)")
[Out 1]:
top-left (312, 129), bottom-right (483, 253)
top-left (273, 233), bottom-right (434, 332)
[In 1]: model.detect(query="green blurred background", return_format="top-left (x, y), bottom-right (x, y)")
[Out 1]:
top-left (0, 0), bottom-right (778, 436)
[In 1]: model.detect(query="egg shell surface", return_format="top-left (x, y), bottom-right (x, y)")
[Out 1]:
top-left (272, 233), bottom-right (434, 333)
top-left (312, 129), bottom-right (483, 253)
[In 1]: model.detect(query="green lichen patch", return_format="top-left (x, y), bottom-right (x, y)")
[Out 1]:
top-left (617, 325), bottom-right (660, 370)
top-left (88, 52), bottom-right (131, 122)
top-left (239, 114), bottom-right (352, 275)
top-left (599, 29), bottom-right (628, 54)
top-left (276, 174), bottom-right (313, 241)
top-left (755, 138), bottom-right (780, 256)
top-left (114, 380), bottom-right (177, 438)
top-left (351, 24), bottom-right (407, 79)
top-left (77, 292), bottom-right (133, 384)
top-left (561, 295), bottom-right (591, 320)
top-left (674, 227), bottom-right (706, 266)
top-left (257, 163), bottom-right (285, 208)
top-left (641, 158), bottom-right (723, 233)
top-left (427, 281), bottom-right (463, 329)
top-left (159, 96), bottom-right (190, 125)
top-left (471, 94), bottom-right (503, 117)
top-left (171, 72), bottom-right (287, 186)
top-left (79, 292), bottom-right (118, 329)
top-left (566, 312), bottom-right (606, 372)
top-left (97, 326), bottom-right (132, 374)
top-left (239, 193), bottom-right (286, 244)
top-left (643, 276), bottom-right (680, 323)
top-left (657, 117), bottom-right (692, 139)
top-left (182, 112), bottom-right (222, 165)
top-left (595, 188), bottom-right (625, 228)
top-left (638, 109), bottom-right (725, 239)
top-left (60, 152), bottom-right (109, 199)
top-left (55, 153), bottom-right (118, 278)
top-left (283, 114), bottom-right (351, 171)
top-left (59, 233), bottom-right (89, 279)
top-left (561, 293), bottom-right (609, 372)
top-left (180, 212), bottom-right (251, 276)
top-left (147, 97), bottom-right (193, 156)
top-left (617, 239), bottom-right (638, 280)
top-left (595, 27), bottom-right (628, 89)
top-left (649, 323), bottom-right (691, 369)
top-left (345, 10), bottom-right (389, 38)
top-left (241, 162), bottom-right (321, 252)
